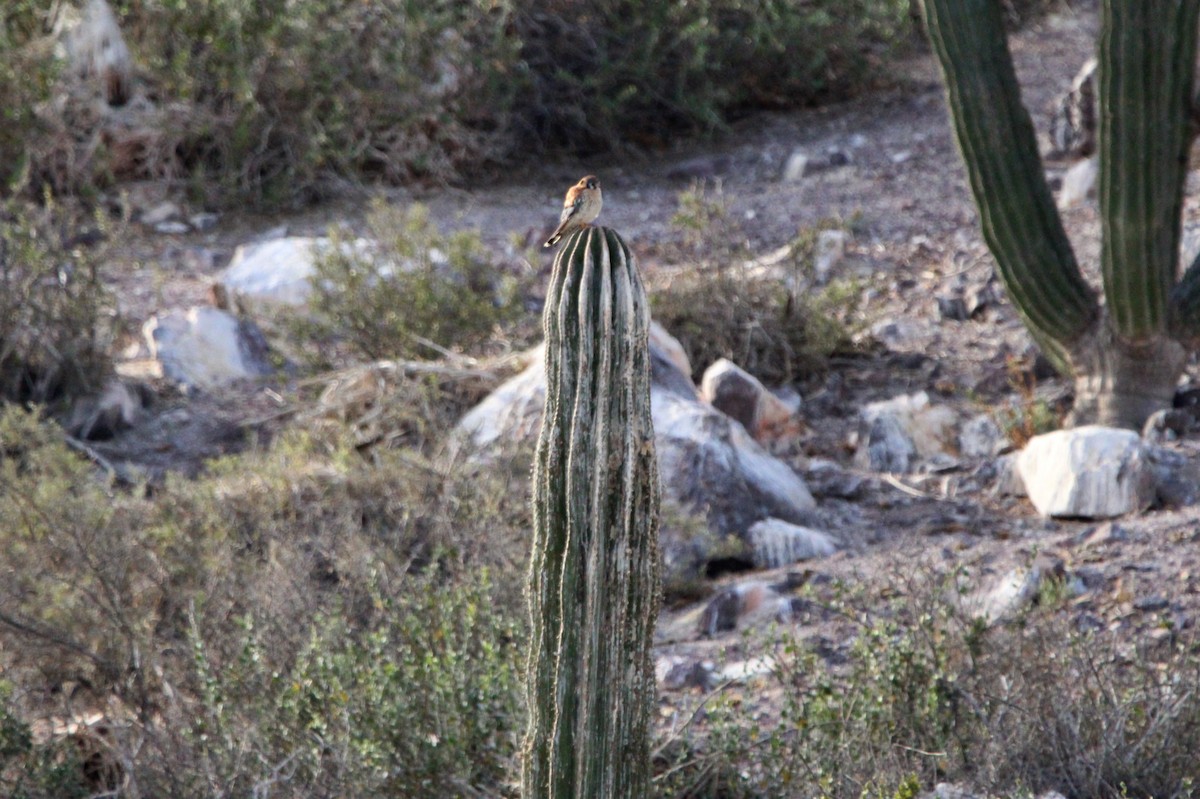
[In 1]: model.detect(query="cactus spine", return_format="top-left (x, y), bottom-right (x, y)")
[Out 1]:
top-left (523, 226), bottom-right (660, 799)
top-left (922, 0), bottom-right (1200, 428)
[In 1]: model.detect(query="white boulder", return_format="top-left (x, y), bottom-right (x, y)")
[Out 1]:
top-left (217, 235), bottom-right (375, 308)
top-left (1016, 426), bottom-right (1155, 518)
top-left (143, 307), bottom-right (273, 390)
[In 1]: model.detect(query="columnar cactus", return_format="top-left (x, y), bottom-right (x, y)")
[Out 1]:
top-left (523, 226), bottom-right (660, 799)
top-left (922, 0), bottom-right (1200, 429)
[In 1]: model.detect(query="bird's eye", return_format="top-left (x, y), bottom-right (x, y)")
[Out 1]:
top-left (587, 179), bottom-right (597, 189)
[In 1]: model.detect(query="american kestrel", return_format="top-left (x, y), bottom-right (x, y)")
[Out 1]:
top-left (543, 175), bottom-right (602, 247)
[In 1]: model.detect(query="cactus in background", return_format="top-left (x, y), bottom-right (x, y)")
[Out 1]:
top-left (523, 226), bottom-right (660, 799)
top-left (922, 0), bottom-right (1200, 429)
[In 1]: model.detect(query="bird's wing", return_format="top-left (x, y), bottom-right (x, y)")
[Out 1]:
top-left (558, 197), bottom-right (582, 224)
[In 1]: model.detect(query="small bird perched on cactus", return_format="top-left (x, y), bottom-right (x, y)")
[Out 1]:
top-left (543, 175), bottom-right (602, 247)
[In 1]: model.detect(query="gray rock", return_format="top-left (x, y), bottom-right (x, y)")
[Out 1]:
top-left (965, 277), bottom-right (1001, 318)
top-left (854, 391), bottom-right (959, 473)
top-left (814, 230), bottom-right (848, 282)
top-left (936, 294), bottom-right (969, 321)
top-left (153, 221), bottom-right (190, 235)
top-left (143, 306), bottom-right (274, 390)
top-left (699, 358), bottom-right (800, 444)
top-left (1148, 444), bottom-right (1200, 508)
top-left (189, 212), bottom-right (219, 232)
top-left (217, 235), bottom-right (375, 308)
top-left (1017, 426), bottom-right (1155, 518)
top-left (959, 413), bottom-right (1005, 458)
top-left (141, 201), bottom-right (183, 227)
top-left (782, 150), bottom-right (810, 182)
top-left (747, 518), bottom-right (837, 568)
top-left (1057, 156), bottom-right (1098, 209)
top-left (69, 379), bottom-right (149, 440)
top-left (856, 412), bottom-right (917, 472)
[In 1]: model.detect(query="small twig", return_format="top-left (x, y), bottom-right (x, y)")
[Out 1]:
top-left (883, 473), bottom-right (933, 498)
top-left (64, 435), bottom-right (127, 484)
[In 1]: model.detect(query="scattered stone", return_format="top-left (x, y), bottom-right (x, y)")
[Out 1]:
top-left (1057, 155), bottom-right (1098, 208)
top-left (699, 359), bottom-right (801, 444)
top-left (153, 221), bottom-right (190, 235)
top-left (141, 201), bottom-right (182, 227)
top-left (68, 379), bottom-right (150, 441)
top-left (959, 413), bottom-right (1005, 458)
top-left (965, 276), bottom-right (1001, 318)
top-left (928, 783), bottom-right (981, 799)
top-left (890, 150), bottom-right (913, 164)
top-left (650, 320), bottom-right (693, 379)
top-left (1016, 426), bottom-right (1155, 518)
top-left (805, 459), bottom-right (868, 500)
top-left (966, 556), bottom-right (1065, 624)
top-left (857, 412), bottom-right (918, 472)
top-left (1148, 445), bottom-right (1200, 508)
top-left (1134, 595), bottom-right (1169, 613)
top-left (782, 150), bottom-right (810, 182)
top-left (826, 149), bottom-right (851, 167)
top-left (936, 293), bottom-right (969, 321)
top-left (814, 229), bottom-right (848, 282)
top-left (869, 318), bottom-right (922, 347)
top-left (143, 306), bottom-right (274, 390)
top-left (1182, 221), bottom-right (1200, 267)
top-left (189, 212), bottom-right (219, 232)
top-left (1141, 408), bottom-right (1192, 442)
top-left (697, 580), bottom-right (792, 636)
top-left (747, 519), bottom-right (837, 569)
top-left (657, 656), bottom-right (717, 691)
top-left (854, 391), bottom-right (958, 473)
top-left (1075, 521), bottom-right (1129, 548)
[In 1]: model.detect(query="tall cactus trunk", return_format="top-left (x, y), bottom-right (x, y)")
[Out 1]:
top-left (523, 226), bottom-right (660, 799)
top-left (922, 0), bottom-right (1200, 430)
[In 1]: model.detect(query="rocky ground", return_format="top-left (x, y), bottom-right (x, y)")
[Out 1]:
top-left (75, 0), bottom-right (1200, 780)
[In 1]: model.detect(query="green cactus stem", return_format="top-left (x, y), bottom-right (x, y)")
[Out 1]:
top-left (924, 0), bottom-right (1200, 428)
top-left (922, 0), bottom-right (1099, 369)
top-left (522, 226), bottom-right (660, 799)
top-left (1099, 0), bottom-right (1199, 339)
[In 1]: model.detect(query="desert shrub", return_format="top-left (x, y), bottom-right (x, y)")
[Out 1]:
top-left (0, 3), bottom-right (60, 191)
top-left (0, 684), bottom-right (88, 799)
top-left (11, 0), bottom-right (917, 204)
top-left (176, 574), bottom-right (522, 799)
top-left (298, 200), bottom-right (525, 364)
top-left (658, 570), bottom-right (1200, 799)
top-left (650, 183), bottom-right (858, 384)
top-left (0, 405), bottom-right (531, 796)
top-left (513, 0), bottom-right (913, 152)
top-left (0, 201), bottom-right (113, 405)
top-left (106, 0), bottom-right (520, 204)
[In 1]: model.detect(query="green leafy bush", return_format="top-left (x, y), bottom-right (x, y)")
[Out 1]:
top-left (0, 201), bottom-right (113, 405)
top-left (181, 575), bottom-right (522, 798)
top-left (0, 3), bottom-right (60, 191)
top-left (300, 200), bottom-right (524, 363)
top-left (0, 405), bottom-right (530, 796)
